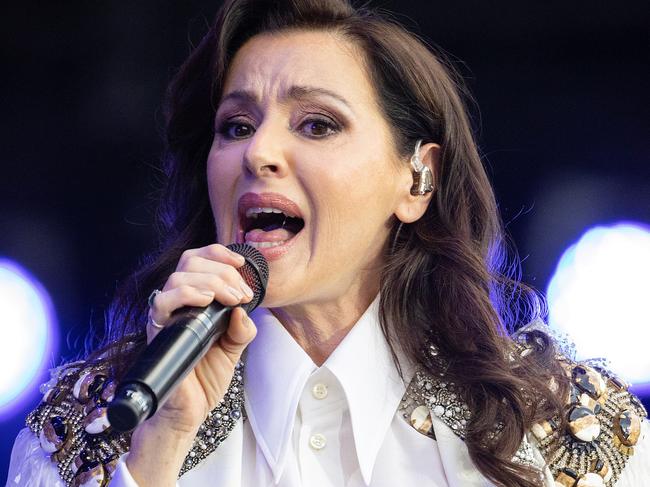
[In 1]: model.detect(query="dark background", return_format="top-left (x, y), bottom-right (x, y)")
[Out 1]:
top-left (1, 0), bottom-right (648, 481)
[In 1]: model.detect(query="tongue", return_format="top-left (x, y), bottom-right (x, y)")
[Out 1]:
top-left (245, 228), bottom-right (295, 243)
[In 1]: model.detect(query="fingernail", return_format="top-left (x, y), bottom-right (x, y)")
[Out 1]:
top-left (241, 310), bottom-right (250, 327)
top-left (199, 289), bottom-right (215, 299)
top-left (226, 286), bottom-right (244, 300)
top-left (240, 280), bottom-right (254, 298)
top-left (228, 249), bottom-right (246, 264)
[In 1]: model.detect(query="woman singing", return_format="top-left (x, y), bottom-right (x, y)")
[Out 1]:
top-left (8, 0), bottom-right (648, 485)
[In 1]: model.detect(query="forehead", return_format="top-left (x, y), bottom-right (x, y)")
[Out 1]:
top-left (222, 30), bottom-right (375, 106)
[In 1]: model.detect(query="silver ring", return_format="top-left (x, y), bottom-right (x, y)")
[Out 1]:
top-left (148, 289), bottom-right (162, 308)
top-left (147, 314), bottom-right (165, 330)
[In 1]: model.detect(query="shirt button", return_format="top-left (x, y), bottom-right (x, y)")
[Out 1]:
top-left (309, 433), bottom-right (327, 450)
top-left (311, 383), bottom-right (328, 399)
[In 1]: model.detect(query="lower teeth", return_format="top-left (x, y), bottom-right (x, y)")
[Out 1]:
top-left (245, 240), bottom-right (289, 249)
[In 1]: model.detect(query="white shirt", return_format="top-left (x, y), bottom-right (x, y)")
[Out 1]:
top-left (238, 298), bottom-right (447, 486)
top-left (7, 298), bottom-right (650, 486)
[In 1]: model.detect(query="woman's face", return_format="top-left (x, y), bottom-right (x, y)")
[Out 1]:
top-left (207, 30), bottom-right (411, 308)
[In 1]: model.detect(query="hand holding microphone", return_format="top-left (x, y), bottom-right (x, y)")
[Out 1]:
top-left (107, 243), bottom-right (267, 487)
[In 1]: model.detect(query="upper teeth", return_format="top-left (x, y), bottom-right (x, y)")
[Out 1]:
top-left (245, 207), bottom-right (288, 218)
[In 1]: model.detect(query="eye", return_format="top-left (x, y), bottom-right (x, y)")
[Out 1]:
top-left (298, 116), bottom-right (340, 138)
top-left (217, 119), bottom-right (255, 139)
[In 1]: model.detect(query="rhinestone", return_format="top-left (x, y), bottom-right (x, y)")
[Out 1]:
top-left (614, 409), bottom-right (641, 446)
top-left (576, 472), bottom-right (605, 487)
top-left (568, 406), bottom-right (601, 442)
top-left (84, 407), bottom-right (110, 435)
top-left (573, 366), bottom-right (606, 400)
top-left (555, 468), bottom-right (578, 487)
top-left (39, 416), bottom-right (68, 453)
top-left (71, 463), bottom-right (105, 487)
top-left (409, 405), bottom-right (433, 435)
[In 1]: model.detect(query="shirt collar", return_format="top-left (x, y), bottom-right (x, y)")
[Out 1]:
top-left (244, 297), bottom-right (413, 485)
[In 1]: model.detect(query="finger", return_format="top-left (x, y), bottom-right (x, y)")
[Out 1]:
top-left (163, 270), bottom-right (254, 303)
top-left (216, 307), bottom-right (257, 364)
top-left (146, 309), bottom-right (169, 343)
top-left (178, 244), bottom-right (245, 270)
top-left (148, 285), bottom-right (217, 336)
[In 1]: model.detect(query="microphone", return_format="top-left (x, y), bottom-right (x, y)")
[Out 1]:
top-left (107, 243), bottom-right (268, 432)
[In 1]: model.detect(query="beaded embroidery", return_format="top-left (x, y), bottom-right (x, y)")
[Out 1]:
top-left (178, 361), bottom-right (245, 476)
top-left (26, 360), bottom-right (245, 487)
top-left (533, 359), bottom-right (647, 486)
top-left (399, 320), bottom-right (647, 485)
top-left (398, 368), bottom-right (539, 470)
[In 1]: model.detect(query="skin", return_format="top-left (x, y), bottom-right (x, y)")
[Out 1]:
top-left (127, 30), bottom-right (438, 486)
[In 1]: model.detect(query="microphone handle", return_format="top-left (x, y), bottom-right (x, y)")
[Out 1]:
top-left (108, 302), bottom-right (231, 432)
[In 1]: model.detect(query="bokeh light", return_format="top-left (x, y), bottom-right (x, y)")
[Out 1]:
top-left (547, 222), bottom-right (650, 390)
top-left (0, 259), bottom-right (57, 415)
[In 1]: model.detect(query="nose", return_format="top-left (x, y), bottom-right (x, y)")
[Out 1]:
top-left (243, 120), bottom-right (289, 178)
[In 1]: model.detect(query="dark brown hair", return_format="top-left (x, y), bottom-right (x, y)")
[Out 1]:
top-left (98, 1), bottom-right (568, 485)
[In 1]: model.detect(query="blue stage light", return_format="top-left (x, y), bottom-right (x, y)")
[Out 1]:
top-left (0, 259), bottom-right (57, 416)
top-left (547, 222), bottom-right (650, 391)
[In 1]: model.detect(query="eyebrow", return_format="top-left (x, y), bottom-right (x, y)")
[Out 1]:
top-left (219, 85), bottom-right (352, 111)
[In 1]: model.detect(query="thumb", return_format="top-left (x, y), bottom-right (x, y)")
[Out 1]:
top-left (217, 307), bottom-right (257, 361)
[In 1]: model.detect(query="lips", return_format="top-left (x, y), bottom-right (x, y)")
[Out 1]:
top-left (237, 192), bottom-right (305, 254)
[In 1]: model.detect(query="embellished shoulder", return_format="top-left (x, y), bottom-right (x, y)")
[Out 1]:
top-left (398, 322), bottom-right (648, 486)
top-left (516, 320), bottom-right (648, 486)
top-left (26, 360), bottom-right (128, 486)
top-left (530, 358), bottom-right (647, 486)
top-left (25, 358), bottom-right (245, 487)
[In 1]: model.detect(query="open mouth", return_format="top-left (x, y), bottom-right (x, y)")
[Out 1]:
top-left (242, 207), bottom-right (305, 248)
top-left (238, 193), bottom-right (306, 251)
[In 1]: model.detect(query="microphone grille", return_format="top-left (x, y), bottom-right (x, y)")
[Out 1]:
top-left (227, 243), bottom-right (269, 311)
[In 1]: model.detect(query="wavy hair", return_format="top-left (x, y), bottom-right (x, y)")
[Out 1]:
top-left (97, 1), bottom-right (567, 485)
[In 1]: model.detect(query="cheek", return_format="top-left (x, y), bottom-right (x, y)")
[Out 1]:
top-left (307, 153), bottom-right (397, 245)
top-left (206, 145), bottom-right (242, 235)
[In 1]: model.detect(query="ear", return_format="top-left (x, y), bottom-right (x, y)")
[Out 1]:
top-left (394, 142), bottom-right (440, 224)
